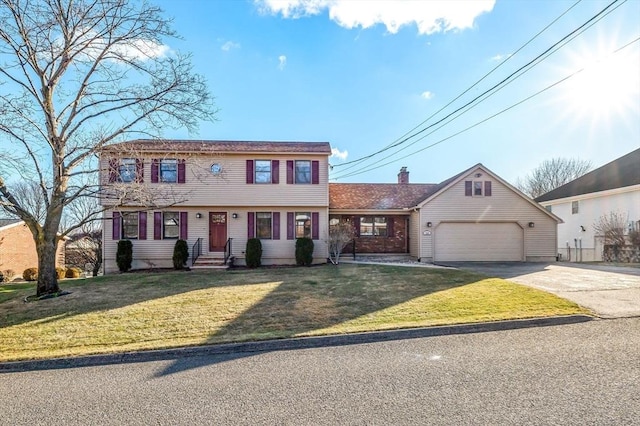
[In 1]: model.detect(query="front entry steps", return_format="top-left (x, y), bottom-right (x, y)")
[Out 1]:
top-left (191, 254), bottom-right (230, 270)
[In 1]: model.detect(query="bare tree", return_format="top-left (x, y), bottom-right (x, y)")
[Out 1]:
top-left (0, 0), bottom-right (216, 296)
top-left (593, 211), bottom-right (627, 261)
top-left (516, 158), bottom-right (592, 199)
top-left (328, 220), bottom-right (356, 265)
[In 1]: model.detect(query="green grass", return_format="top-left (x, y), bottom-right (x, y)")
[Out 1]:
top-left (0, 264), bottom-right (590, 362)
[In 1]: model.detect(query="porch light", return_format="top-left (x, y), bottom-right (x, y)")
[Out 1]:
top-left (195, 213), bottom-right (202, 219)
top-left (426, 222), bottom-right (432, 228)
top-left (528, 222), bottom-right (535, 228)
top-left (232, 213), bottom-right (238, 219)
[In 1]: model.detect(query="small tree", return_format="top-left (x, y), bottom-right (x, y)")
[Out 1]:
top-left (295, 237), bottom-right (314, 266)
top-left (516, 158), bottom-right (592, 198)
top-left (246, 238), bottom-right (262, 268)
top-left (172, 239), bottom-right (189, 270)
top-left (593, 212), bottom-right (627, 261)
top-left (328, 221), bottom-right (356, 265)
top-left (116, 240), bottom-right (133, 272)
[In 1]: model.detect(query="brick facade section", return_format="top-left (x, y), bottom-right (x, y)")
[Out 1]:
top-left (0, 222), bottom-right (66, 273)
top-left (341, 215), bottom-right (409, 254)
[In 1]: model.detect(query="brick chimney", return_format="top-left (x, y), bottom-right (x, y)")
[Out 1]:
top-left (398, 167), bottom-right (409, 184)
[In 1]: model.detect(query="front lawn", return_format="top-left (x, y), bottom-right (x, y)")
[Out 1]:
top-left (0, 264), bottom-right (590, 362)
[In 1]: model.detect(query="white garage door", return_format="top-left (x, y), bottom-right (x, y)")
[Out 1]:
top-left (435, 222), bottom-right (523, 262)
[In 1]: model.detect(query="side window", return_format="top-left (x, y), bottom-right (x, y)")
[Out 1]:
top-left (255, 160), bottom-right (272, 184)
top-left (256, 212), bottom-right (272, 239)
top-left (545, 205), bottom-right (552, 213)
top-left (122, 212), bottom-right (139, 239)
top-left (160, 159), bottom-right (178, 183)
top-left (474, 181), bottom-right (483, 196)
top-left (295, 212), bottom-right (311, 238)
top-left (295, 160), bottom-right (311, 184)
top-left (119, 158), bottom-right (137, 183)
top-left (572, 201), bottom-right (579, 214)
top-left (163, 212), bottom-right (179, 239)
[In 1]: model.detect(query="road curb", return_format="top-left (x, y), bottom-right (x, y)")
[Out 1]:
top-left (0, 315), bottom-right (593, 373)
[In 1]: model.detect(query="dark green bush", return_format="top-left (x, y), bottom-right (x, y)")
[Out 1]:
top-left (55, 267), bottom-right (66, 279)
top-left (245, 238), bottom-right (262, 268)
top-left (173, 239), bottom-right (189, 270)
top-left (23, 267), bottom-right (38, 281)
top-left (295, 237), bottom-right (314, 266)
top-left (116, 240), bottom-right (133, 272)
top-left (65, 267), bottom-right (82, 278)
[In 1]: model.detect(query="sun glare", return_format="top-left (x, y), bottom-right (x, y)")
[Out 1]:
top-left (558, 43), bottom-right (640, 123)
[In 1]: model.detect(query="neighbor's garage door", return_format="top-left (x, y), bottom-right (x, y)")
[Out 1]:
top-left (434, 222), bottom-right (523, 262)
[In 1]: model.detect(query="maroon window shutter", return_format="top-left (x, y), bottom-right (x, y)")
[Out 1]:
top-left (154, 212), bottom-right (162, 240)
top-left (273, 212), bottom-right (281, 240)
top-left (286, 160), bottom-right (294, 184)
top-left (485, 181), bottom-right (492, 196)
top-left (312, 161), bottom-right (319, 185)
top-left (109, 159), bottom-right (118, 183)
top-left (138, 212), bottom-right (147, 240)
top-left (465, 181), bottom-right (472, 196)
top-left (246, 160), bottom-right (254, 184)
top-left (112, 211), bottom-right (121, 240)
top-left (135, 159), bottom-right (143, 183)
top-left (353, 216), bottom-right (361, 237)
top-left (151, 159), bottom-right (159, 183)
top-left (272, 160), bottom-right (279, 184)
top-left (287, 212), bottom-right (294, 240)
top-left (387, 217), bottom-right (394, 237)
top-left (247, 212), bottom-right (255, 239)
top-left (180, 212), bottom-right (188, 240)
top-left (312, 212), bottom-right (319, 240)
top-left (178, 160), bottom-right (186, 184)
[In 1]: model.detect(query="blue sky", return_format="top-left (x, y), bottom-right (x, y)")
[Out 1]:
top-left (156, 0), bottom-right (639, 185)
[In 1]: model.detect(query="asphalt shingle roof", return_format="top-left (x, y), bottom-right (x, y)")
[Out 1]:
top-left (102, 139), bottom-right (332, 154)
top-left (535, 148), bottom-right (640, 202)
top-left (329, 183), bottom-right (438, 210)
top-left (0, 218), bottom-right (21, 229)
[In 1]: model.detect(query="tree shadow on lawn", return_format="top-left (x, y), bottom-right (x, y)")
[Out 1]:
top-left (154, 264), bottom-right (481, 377)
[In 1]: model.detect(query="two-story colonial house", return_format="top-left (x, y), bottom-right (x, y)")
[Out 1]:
top-left (101, 140), bottom-right (331, 273)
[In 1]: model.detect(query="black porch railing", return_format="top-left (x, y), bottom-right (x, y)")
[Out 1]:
top-left (192, 238), bottom-right (202, 265)
top-left (224, 238), bottom-right (233, 265)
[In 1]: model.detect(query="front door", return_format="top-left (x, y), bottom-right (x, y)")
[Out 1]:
top-left (209, 212), bottom-right (227, 252)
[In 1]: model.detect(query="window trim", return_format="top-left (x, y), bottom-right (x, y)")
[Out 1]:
top-left (294, 160), bottom-right (312, 184)
top-left (295, 212), bottom-right (312, 239)
top-left (254, 160), bottom-right (272, 184)
top-left (359, 216), bottom-right (388, 237)
top-left (160, 159), bottom-right (178, 183)
top-left (119, 158), bottom-right (137, 183)
top-left (571, 201), bottom-right (579, 214)
top-left (121, 212), bottom-right (139, 240)
top-left (256, 212), bottom-right (273, 240)
top-left (162, 211), bottom-right (180, 239)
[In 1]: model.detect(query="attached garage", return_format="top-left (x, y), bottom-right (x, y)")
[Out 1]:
top-left (434, 222), bottom-right (524, 262)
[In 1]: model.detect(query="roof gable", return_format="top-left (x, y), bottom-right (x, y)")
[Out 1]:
top-left (535, 148), bottom-right (640, 202)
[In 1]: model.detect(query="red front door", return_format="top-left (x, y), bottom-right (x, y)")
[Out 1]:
top-left (209, 212), bottom-right (227, 252)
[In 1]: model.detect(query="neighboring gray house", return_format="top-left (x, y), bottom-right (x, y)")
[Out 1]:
top-left (535, 148), bottom-right (640, 262)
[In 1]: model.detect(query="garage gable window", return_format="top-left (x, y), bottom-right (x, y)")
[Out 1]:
top-left (465, 180), bottom-right (492, 197)
top-left (572, 201), bottom-right (579, 214)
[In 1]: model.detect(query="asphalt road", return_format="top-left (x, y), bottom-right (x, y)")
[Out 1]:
top-left (1, 317), bottom-right (639, 425)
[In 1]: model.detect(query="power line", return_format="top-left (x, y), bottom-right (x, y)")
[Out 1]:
top-left (331, 0), bottom-right (625, 178)
top-left (332, 36), bottom-right (640, 180)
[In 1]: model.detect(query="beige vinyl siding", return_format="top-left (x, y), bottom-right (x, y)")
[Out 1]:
top-left (420, 168), bottom-right (557, 262)
top-left (409, 210), bottom-right (421, 258)
top-left (100, 154), bottom-right (329, 207)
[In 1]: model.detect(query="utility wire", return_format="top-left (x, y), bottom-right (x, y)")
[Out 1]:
top-left (332, 36), bottom-right (640, 180)
top-left (331, 0), bottom-right (626, 180)
top-left (331, 0), bottom-right (624, 177)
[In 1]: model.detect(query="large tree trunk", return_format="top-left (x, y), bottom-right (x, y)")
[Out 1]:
top-left (35, 234), bottom-right (61, 297)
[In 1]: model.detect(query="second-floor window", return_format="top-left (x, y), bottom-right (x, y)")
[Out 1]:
top-left (160, 159), bottom-right (178, 183)
top-left (119, 158), bottom-right (137, 183)
top-left (295, 160), bottom-right (311, 184)
top-left (572, 201), bottom-right (579, 214)
top-left (255, 160), bottom-right (272, 183)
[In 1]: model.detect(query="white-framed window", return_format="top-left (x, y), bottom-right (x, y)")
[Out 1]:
top-left (119, 158), bottom-right (137, 183)
top-left (572, 201), bottom-right (579, 214)
top-left (295, 160), bottom-right (311, 184)
top-left (474, 181), bottom-right (483, 196)
top-left (122, 212), bottom-right (139, 239)
top-left (360, 216), bottom-right (387, 236)
top-left (160, 159), bottom-right (178, 183)
top-left (255, 160), bottom-right (271, 183)
top-left (163, 212), bottom-right (179, 239)
top-left (295, 212), bottom-right (311, 238)
top-left (256, 212), bottom-right (272, 239)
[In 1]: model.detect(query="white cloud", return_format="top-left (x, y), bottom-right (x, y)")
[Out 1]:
top-left (278, 55), bottom-right (287, 70)
top-left (421, 91), bottom-right (434, 100)
top-left (221, 41), bottom-right (241, 51)
top-left (490, 53), bottom-right (512, 62)
top-left (255, 0), bottom-right (495, 35)
top-left (331, 147), bottom-right (348, 160)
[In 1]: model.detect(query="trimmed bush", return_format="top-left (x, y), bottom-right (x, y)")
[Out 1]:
top-left (0, 269), bottom-right (16, 283)
top-left (55, 267), bottom-right (66, 279)
top-left (245, 238), bottom-right (262, 268)
top-left (116, 240), bottom-right (133, 272)
top-left (295, 237), bottom-right (314, 266)
top-left (65, 267), bottom-right (82, 278)
top-left (173, 239), bottom-right (189, 270)
top-left (23, 267), bottom-right (38, 281)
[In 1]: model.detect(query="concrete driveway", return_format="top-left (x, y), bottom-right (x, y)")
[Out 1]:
top-left (441, 262), bottom-right (640, 319)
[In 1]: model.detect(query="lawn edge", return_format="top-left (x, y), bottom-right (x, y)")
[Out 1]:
top-left (0, 314), bottom-right (594, 373)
